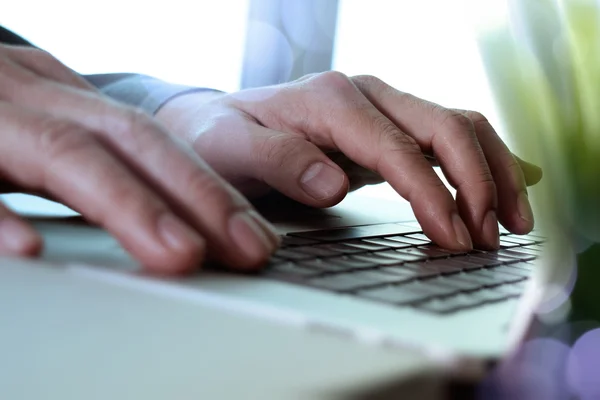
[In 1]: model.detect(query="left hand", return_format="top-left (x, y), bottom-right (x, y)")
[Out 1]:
top-left (156, 72), bottom-right (543, 251)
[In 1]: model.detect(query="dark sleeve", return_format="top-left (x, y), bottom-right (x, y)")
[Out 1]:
top-left (0, 25), bottom-right (221, 115)
top-left (84, 73), bottom-right (221, 115)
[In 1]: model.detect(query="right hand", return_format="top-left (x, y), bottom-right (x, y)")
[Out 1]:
top-left (0, 44), bottom-right (279, 274)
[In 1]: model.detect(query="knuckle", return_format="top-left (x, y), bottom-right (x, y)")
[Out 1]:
top-left (352, 74), bottom-right (385, 91)
top-left (374, 115), bottom-right (420, 150)
top-left (436, 109), bottom-right (476, 139)
top-left (37, 118), bottom-right (98, 189)
top-left (373, 116), bottom-right (423, 170)
top-left (186, 172), bottom-right (238, 212)
top-left (464, 110), bottom-right (488, 124)
top-left (312, 70), bottom-right (354, 93)
top-left (38, 118), bottom-right (95, 160)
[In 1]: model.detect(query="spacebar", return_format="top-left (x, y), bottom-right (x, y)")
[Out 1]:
top-left (288, 223), bottom-right (421, 241)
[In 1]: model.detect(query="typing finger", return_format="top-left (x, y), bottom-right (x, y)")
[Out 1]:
top-left (262, 72), bottom-right (473, 250)
top-left (0, 102), bottom-right (205, 274)
top-left (455, 110), bottom-right (538, 234)
top-left (352, 75), bottom-right (499, 249)
top-left (0, 57), bottom-right (278, 269)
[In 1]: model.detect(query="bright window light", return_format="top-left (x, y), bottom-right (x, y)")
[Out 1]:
top-left (1, 0), bottom-right (250, 213)
top-left (0, 0), bottom-right (250, 92)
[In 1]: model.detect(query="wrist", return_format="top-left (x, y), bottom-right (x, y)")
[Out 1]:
top-left (155, 90), bottom-right (226, 138)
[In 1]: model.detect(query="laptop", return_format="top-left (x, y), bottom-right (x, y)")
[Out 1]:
top-left (12, 187), bottom-right (553, 366)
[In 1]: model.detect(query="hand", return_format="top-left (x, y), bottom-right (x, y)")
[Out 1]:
top-left (157, 72), bottom-right (543, 251)
top-left (0, 44), bottom-right (279, 273)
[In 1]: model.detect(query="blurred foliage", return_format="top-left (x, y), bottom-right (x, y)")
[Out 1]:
top-left (477, 0), bottom-right (600, 323)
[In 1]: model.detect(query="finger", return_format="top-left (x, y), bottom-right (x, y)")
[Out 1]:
top-left (0, 102), bottom-right (205, 274)
top-left (352, 75), bottom-right (499, 249)
top-left (0, 59), bottom-right (278, 269)
top-left (514, 155), bottom-right (543, 187)
top-left (252, 72), bottom-right (472, 251)
top-left (455, 110), bottom-right (537, 234)
top-left (0, 44), bottom-right (95, 91)
top-left (327, 152), bottom-right (385, 192)
top-left (0, 202), bottom-right (42, 257)
top-left (243, 126), bottom-right (349, 207)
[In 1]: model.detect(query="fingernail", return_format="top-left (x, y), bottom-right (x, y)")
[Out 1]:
top-left (158, 214), bottom-right (205, 251)
top-left (517, 191), bottom-right (534, 224)
top-left (452, 213), bottom-right (473, 249)
top-left (247, 210), bottom-right (281, 247)
top-left (300, 162), bottom-right (346, 200)
top-left (483, 210), bottom-right (500, 248)
top-left (0, 218), bottom-right (41, 254)
top-left (229, 211), bottom-right (275, 260)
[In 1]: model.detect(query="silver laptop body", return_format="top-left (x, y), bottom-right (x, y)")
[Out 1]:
top-left (19, 190), bottom-right (545, 363)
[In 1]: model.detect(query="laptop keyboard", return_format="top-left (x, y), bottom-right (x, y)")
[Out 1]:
top-left (261, 223), bottom-right (544, 315)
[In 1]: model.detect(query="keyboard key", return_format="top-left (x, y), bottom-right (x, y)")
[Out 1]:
top-left (413, 246), bottom-right (451, 258)
top-left (307, 274), bottom-right (365, 292)
top-left (490, 265), bottom-right (531, 278)
top-left (425, 276), bottom-right (480, 293)
top-left (462, 253), bottom-right (513, 266)
top-left (361, 238), bottom-right (414, 249)
top-left (273, 249), bottom-right (314, 261)
top-left (289, 224), bottom-right (420, 241)
top-left (309, 274), bottom-right (375, 292)
top-left (405, 233), bottom-right (432, 243)
top-left (416, 294), bottom-right (481, 314)
top-left (510, 232), bottom-right (545, 243)
top-left (351, 254), bottom-right (404, 266)
top-left (376, 250), bottom-right (425, 262)
top-left (500, 236), bottom-right (537, 246)
top-left (440, 258), bottom-right (484, 271)
top-left (349, 270), bottom-right (412, 287)
top-left (422, 245), bottom-right (469, 256)
top-left (499, 239), bottom-right (522, 249)
top-left (384, 236), bottom-right (429, 246)
top-left (385, 263), bottom-right (441, 279)
top-left (264, 262), bottom-right (322, 279)
top-left (298, 259), bottom-right (350, 273)
top-left (328, 256), bottom-right (379, 270)
top-left (494, 283), bottom-right (526, 297)
top-left (313, 243), bottom-right (365, 255)
top-left (452, 272), bottom-right (502, 287)
top-left (469, 268), bottom-right (525, 285)
top-left (308, 269), bottom-right (409, 292)
top-left (504, 262), bottom-right (533, 272)
top-left (420, 259), bottom-right (469, 275)
top-left (291, 246), bottom-right (339, 258)
top-left (375, 266), bottom-right (419, 281)
top-left (519, 246), bottom-right (543, 254)
top-left (495, 249), bottom-right (537, 261)
top-left (281, 236), bottom-right (319, 247)
top-left (345, 240), bottom-right (389, 251)
top-left (432, 275), bottom-right (483, 291)
top-left (524, 244), bottom-right (545, 254)
top-left (469, 289), bottom-right (510, 304)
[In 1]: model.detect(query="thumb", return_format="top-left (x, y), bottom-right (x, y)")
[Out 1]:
top-left (252, 127), bottom-right (349, 207)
